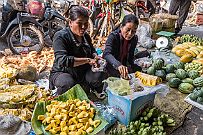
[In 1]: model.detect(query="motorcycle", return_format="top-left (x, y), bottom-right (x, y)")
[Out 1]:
top-left (0, 0), bottom-right (44, 54)
top-left (37, 0), bottom-right (67, 46)
top-left (128, 0), bottom-right (156, 18)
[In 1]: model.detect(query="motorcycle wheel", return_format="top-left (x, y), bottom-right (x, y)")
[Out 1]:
top-left (7, 24), bottom-right (44, 54)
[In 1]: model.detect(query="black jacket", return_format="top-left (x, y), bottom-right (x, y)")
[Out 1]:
top-left (50, 27), bottom-right (96, 76)
top-left (103, 28), bottom-right (139, 70)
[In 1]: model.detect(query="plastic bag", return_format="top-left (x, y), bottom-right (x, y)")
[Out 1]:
top-left (136, 23), bottom-right (155, 49)
top-left (94, 102), bottom-right (117, 131)
top-left (151, 49), bottom-right (180, 64)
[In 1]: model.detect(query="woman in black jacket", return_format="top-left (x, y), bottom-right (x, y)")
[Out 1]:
top-left (103, 14), bottom-right (149, 79)
top-left (49, 6), bottom-right (106, 99)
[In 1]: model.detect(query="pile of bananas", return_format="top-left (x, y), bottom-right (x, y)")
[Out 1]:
top-left (135, 72), bottom-right (162, 86)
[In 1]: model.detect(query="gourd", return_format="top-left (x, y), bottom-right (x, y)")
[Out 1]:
top-left (168, 78), bottom-right (181, 88)
top-left (178, 83), bottom-right (194, 94)
top-left (193, 77), bottom-right (203, 87)
top-left (165, 64), bottom-right (175, 73)
top-left (175, 69), bottom-right (187, 79)
top-left (180, 54), bottom-right (193, 63)
top-left (174, 62), bottom-right (184, 69)
top-left (153, 58), bottom-right (164, 70)
top-left (147, 66), bottom-right (156, 75)
top-left (166, 73), bottom-right (176, 81)
top-left (188, 70), bottom-right (200, 79)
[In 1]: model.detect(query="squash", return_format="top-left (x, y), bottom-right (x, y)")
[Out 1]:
top-left (185, 49), bottom-right (197, 57)
top-left (197, 54), bottom-right (203, 59)
top-left (178, 83), bottom-right (194, 94)
top-left (175, 49), bottom-right (185, 57)
top-left (180, 54), bottom-right (193, 63)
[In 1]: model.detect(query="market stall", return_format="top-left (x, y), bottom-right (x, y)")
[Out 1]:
top-left (0, 1), bottom-right (203, 135)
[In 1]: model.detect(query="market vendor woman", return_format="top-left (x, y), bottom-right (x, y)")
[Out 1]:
top-left (49, 6), bottom-right (105, 99)
top-left (103, 14), bottom-right (150, 79)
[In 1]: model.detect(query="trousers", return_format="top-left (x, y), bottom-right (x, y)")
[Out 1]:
top-left (49, 69), bottom-right (106, 95)
top-left (169, 0), bottom-right (191, 28)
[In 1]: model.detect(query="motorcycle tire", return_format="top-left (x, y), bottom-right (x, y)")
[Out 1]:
top-left (7, 24), bottom-right (44, 55)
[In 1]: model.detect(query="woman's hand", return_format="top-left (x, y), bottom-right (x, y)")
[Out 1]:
top-left (118, 65), bottom-right (129, 79)
top-left (87, 58), bottom-right (97, 67)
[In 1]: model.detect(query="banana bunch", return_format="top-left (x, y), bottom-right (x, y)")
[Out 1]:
top-left (135, 72), bottom-right (162, 86)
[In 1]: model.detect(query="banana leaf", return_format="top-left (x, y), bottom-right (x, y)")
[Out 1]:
top-left (31, 84), bottom-right (108, 135)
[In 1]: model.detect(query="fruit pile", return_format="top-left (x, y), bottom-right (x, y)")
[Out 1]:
top-left (189, 87), bottom-right (203, 105)
top-left (135, 72), bottom-right (162, 86)
top-left (37, 99), bottom-right (101, 135)
top-left (184, 63), bottom-right (203, 73)
top-left (172, 42), bottom-right (203, 64)
top-left (176, 34), bottom-right (203, 46)
top-left (147, 58), bottom-right (202, 94)
top-left (108, 107), bottom-right (175, 135)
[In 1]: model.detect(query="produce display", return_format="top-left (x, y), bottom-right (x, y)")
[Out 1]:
top-left (0, 29), bottom-right (202, 134)
top-left (173, 35), bottom-right (203, 66)
top-left (146, 58), bottom-right (203, 94)
top-left (189, 87), bottom-right (203, 104)
top-left (37, 99), bottom-right (101, 135)
top-left (176, 34), bottom-right (203, 46)
top-left (0, 84), bottom-right (50, 121)
top-left (185, 63), bottom-right (203, 73)
top-left (0, 64), bottom-right (18, 79)
top-left (0, 48), bottom-right (54, 73)
top-left (0, 108), bottom-right (32, 121)
top-left (108, 107), bottom-right (175, 135)
top-left (135, 72), bottom-right (162, 86)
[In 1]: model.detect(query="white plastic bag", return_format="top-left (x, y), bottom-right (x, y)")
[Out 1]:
top-left (136, 23), bottom-right (155, 49)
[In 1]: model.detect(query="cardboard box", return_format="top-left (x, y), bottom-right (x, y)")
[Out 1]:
top-left (107, 89), bottom-right (156, 126)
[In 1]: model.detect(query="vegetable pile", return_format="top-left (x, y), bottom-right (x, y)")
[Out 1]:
top-left (109, 107), bottom-right (175, 135)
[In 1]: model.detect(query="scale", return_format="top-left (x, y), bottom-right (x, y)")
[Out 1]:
top-left (155, 31), bottom-right (175, 49)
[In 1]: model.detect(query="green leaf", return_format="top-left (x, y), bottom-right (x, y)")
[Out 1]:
top-left (31, 84), bottom-right (108, 135)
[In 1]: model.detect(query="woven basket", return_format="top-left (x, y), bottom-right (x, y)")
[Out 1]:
top-left (162, 19), bottom-right (176, 29)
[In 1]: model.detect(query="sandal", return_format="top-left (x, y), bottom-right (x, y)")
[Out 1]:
top-left (90, 89), bottom-right (106, 100)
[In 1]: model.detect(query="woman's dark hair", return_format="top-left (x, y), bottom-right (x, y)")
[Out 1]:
top-left (121, 14), bottom-right (139, 27)
top-left (64, 6), bottom-right (89, 21)
top-left (113, 14), bottom-right (139, 31)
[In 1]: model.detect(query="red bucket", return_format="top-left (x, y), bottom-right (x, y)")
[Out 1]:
top-left (28, 1), bottom-right (45, 17)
